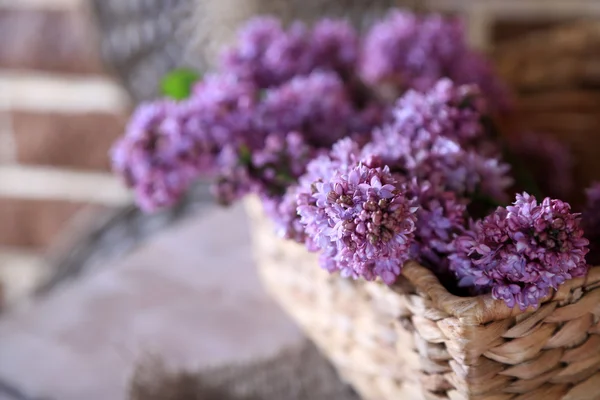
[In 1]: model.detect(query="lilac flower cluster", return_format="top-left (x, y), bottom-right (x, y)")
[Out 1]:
top-left (363, 80), bottom-right (512, 203)
top-left (221, 17), bottom-right (359, 88)
top-left (111, 101), bottom-right (208, 212)
top-left (298, 161), bottom-right (417, 284)
top-left (112, 11), bottom-right (590, 308)
top-left (360, 10), bottom-right (510, 111)
top-left (450, 193), bottom-right (589, 310)
top-left (405, 179), bottom-right (466, 275)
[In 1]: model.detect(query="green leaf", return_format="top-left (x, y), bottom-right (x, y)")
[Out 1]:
top-left (238, 144), bottom-right (252, 166)
top-left (160, 69), bottom-right (200, 100)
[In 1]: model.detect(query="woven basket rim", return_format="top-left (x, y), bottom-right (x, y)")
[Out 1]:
top-left (398, 261), bottom-right (600, 325)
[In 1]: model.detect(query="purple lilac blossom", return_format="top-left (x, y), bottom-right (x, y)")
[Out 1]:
top-left (220, 17), bottom-right (287, 87)
top-left (362, 80), bottom-right (512, 202)
top-left (221, 17), bottom-right (360, 88)
top-left (449, 193), bottom-right (589, 310)
top-left (582, 183), bottom-right (600, 265)
top-left (406, 179), bottom-right (467, 274)
top-left (111, 101), bottom-right (205, 212)
top-left (392, 79), bottom-right (489, 149)
top-left (295, 138), bottom-right (364, 248)
top-left (187, 73), bottom-right (260, 148)
top-left (364, 125), bottom-right (512, 203)
top-left (258, 71), bottom-right (356, 147)
top-left (360, 10), bottom-right (510, 111)
top-left (261, 186), bottom-right (306, 243)
top-left (298, 159), bottom-right (417, 284)
top-left (310, 19), bottom-right (359, 77)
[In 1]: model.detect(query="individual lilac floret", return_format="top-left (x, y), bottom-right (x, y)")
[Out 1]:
top-left (406, 179), bottom-right (467, 274)
top-left (259, 71), bottom-right (356, 147)
top-left (582, 183), bottom-right (600, 265)
top-left (508, 132), bottom-right (574, 200)
top-left (360, 10), bottom-right (510, 111)
top-left (111, 101), bottom-right (203, 212)
top-left (449, 193), bottom-right (589, 310)
top-left (298, 163), bottom-right (417, 284)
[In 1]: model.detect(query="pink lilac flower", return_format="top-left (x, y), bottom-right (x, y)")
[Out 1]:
top-left (508, 132), bottom-right (574, 200)
top-left (392, 79), bottom-right (490, 149)
top-left (298, 161), bottom-right (417, 284)
top-left (364, 125), bottom-right (512, 203)
top-left (582, 183), bottom-right (600, 265)
top-left (406, 179), bottom-right (467, 275)
top-left (295, 138), bottom-right (364, 247)
top-left (361, 80), bottom-right (512, 203)
top-left (221, 17), bottom-right (360, 88)
top-left (258, 71), bottom-right (356, 147)
top-left (261, 186), bottom-right (306, 243)
top-left (311, 19), bottom-right (359, 77)
top-left (111, 101), bottom-right (205, 212)
top-left (251, 132), bottom-right (314, 196)
top-left (449, 193), bottom-right (589, 310)
top-left (360, 10), bottom-right (510, 111)
top-left (187, 73), bottom-right (260, 148)
top-left (220, 17), bottom-right (287, 87)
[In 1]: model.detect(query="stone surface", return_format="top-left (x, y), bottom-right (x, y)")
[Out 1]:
top-left (0, 198), bottom-right (105, 249)
top-left (13, 111), bottom-right (127, 171)
top-left (0, 204), bottom-right (302, 400)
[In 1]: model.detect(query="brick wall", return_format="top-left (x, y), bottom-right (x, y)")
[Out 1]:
top-left (0, 0), bottom-right (131, 304)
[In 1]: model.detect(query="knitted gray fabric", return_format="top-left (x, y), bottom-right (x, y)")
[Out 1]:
top-left (129, 341), bottom-right (361, 400)
top-left (90, 0), bottom-right (419, 102)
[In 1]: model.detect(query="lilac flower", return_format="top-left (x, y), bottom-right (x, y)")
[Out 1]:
top-left (187, 73), bottom-right (259, 148)
top-left (258, 71), bottom-right (356, 147)
top-left (582, 183), bottom-right (600, 265)
top-left (220, 17), bottom-right (287, 87)
top-left (221, 17), bottom-right (360, 88)
top-left (406, 179), bottom-right (467, 274)
top-left (364, 125), bottom-right (512, 203)
top-left (261, 186), bottom-right (306, 243)
top-left (392, 79), bottom-right (489, 148)
top-left (111, 101), bottom-right (204, 212)
top-left (508, 132), bottom-right (574, 200)
top-left (360, 10), bottom-right (510, 111)
top-left (298, 162), bottom-right (417, 284)
top-left (450, 193), bottom-right (589, 310)
top-left (251, 132), bottom-right (314, 196)
top-left (311, 19), bottom-right (359, 77)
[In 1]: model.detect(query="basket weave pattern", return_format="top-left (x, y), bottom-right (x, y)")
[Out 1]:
top-left (245, 197), bottom-right (600, 400)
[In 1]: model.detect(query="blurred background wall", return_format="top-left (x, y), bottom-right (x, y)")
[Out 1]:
top-left (0, 0), bottom-right (131, 304)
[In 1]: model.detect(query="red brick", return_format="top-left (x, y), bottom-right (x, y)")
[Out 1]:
top-left (0, 8), bottom-right (106, 74)
top-left (13, 111), bottom-right (127, 171)
top-left (0, 198), bottom-right (106, 249)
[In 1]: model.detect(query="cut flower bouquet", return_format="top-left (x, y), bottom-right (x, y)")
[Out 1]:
top-left (111, 9), bottom-right (600, 399)
top-left (111, 9), bottom-right (597, 311)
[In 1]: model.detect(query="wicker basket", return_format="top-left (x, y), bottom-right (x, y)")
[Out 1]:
top-left (245, 196), bottom-right (600, 400)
